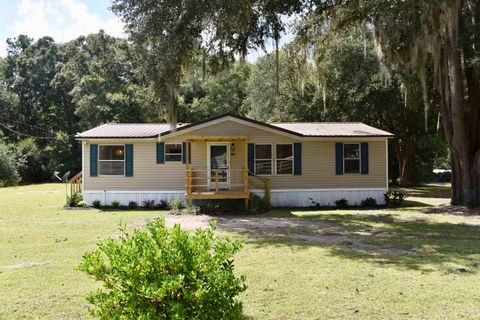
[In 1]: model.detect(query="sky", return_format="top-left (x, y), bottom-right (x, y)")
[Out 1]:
top-left (0, 0), bottom-right (293, 62)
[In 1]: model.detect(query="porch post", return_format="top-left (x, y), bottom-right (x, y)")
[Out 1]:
top-left (243, 138), bottom-right (249, 210)
top-left (186, 139), bottom-right (191, 205)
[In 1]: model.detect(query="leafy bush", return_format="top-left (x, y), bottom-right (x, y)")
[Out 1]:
top-left (0, 142), bottom-right (21, 187)
top-left (16, 138), bottom-right (50, 183)
top-left (111, 200), bottom-right (120, 209)
top-left (335, 198), bottom-right (349, 208)
top-left (128, 201), bottom-right (138, 209)
top-left (156, 199), bottom-right (169, 210)
top-left (69, 192), bottom-right (84, 207)
top-left (384, 191), bottom-right (406, 206)
top-left (78, 219), bottom-right (246, 319)
top-left (169, 198), bottom-right (183, 214)
top-left (360, 197), bottom-right (378, 207)
top-left (184, 204), bottom-right (200, 215)
top-left (143, 200), bottom-right (155, 209)
top-left (92, 200), bottom-right (101, 208)
top-left (77, 200), bottom-right (87, 207)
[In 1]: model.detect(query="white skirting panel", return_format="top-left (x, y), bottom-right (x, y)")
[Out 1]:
top-left (83, 188), bottom-right (386, 207)
top-left (83, 191), bottom-right (185, 206)
top-left (250, 188), bottom-right (387, 207)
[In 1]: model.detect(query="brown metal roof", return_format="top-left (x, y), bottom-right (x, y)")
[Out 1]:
top-left (75, 123), bottom-right (188, 139)
top-left (272, 122), bottom-right (393, 137)
top-left (76, 114), bottom-right (393, 139)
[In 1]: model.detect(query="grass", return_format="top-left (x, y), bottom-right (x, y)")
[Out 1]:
top-left (1, 183), bottom-right (480, 319)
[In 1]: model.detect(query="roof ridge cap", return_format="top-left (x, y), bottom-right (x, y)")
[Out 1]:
top-left (272, 122), bottom-right (365, 124)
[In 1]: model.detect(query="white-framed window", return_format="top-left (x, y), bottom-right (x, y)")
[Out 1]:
top-left (165, 143), bottom-right (182, 162)
top-left (255, 144), bottom-right (272, 175)
top-left (99, 145), bottom-right (125, 175)
top-left (344, 143), bottom-right (360, 174)
top-left (276, 144), bottom-right (293, 175)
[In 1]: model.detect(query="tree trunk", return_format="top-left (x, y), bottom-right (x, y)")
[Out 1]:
top-left (201, 50), bottom-right (207, 84)
top-left (166, 66), bottom-right (181, 131)
top-left (396, 137), bottom-right (416, 187)
top-left (439, 0), bottom-right (480, 207)
top-left (275, 32), bottom-right (280, 97)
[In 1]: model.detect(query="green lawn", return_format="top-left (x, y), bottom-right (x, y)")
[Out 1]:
top-left (1, 184), bottom-right (480, 319)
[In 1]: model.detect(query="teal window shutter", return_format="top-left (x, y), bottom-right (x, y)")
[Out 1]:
top-left (125, 144), bottom-right (133, 177)
top-left (182, 142), bottom-right (186, 164)
top-left (156, 142), bottom-right (164, 164)
top-left (90, 144), bottom-right (98, 177)
top-left (335, 143), bottom-right (344, 175)
top-left (293, 143), bottom-right (302, 175)
top-left (361, 142), bottom-right (369, 174)
top-left (248, 143), bottom-right (255, 174)
top-left (188, 142), bottom-right (191, 164)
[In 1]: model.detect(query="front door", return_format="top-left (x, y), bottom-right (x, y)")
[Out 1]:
top-left (208, 143), bottom-right (230, 190)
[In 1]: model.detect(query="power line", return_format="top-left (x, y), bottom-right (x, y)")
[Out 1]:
top-left (0, 122), bottom-right (77, 140)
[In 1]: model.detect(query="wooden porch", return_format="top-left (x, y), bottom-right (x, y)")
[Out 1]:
top-left (184, 135), bottom-right (270, 207)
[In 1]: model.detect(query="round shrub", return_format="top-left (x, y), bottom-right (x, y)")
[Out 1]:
top-left (78, 219), bottom-right (246, 319)
top-left (111, 200), bottom-right (120, 209)
top-left (68, 192), bottom-right (84, 207)
top-left (168, 198), bottom-right (183, 214)
top-left (335, 198), bottom-right (349, 208)
top-left (92, 199), bottom-right (101, 208)
top-left (360, 197), bottom-right (378, 207)
top-left (143, 199), bottom-right (155, 209)
top-left (128, 201), bottom-right (138, 209)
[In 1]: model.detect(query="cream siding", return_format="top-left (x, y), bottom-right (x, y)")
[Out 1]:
top-left (84, 139), bottom-right (185, 191)
top-left (83, 120), bottom-right (387, 192)
top-left (177, 120), bottom-right (387, 189)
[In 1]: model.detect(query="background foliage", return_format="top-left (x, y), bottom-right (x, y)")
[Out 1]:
top-left (0, 26), bottom-right (448, 186)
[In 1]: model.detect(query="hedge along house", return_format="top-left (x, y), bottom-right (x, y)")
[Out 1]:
top-left (74, 113), bottom-right (394, 207)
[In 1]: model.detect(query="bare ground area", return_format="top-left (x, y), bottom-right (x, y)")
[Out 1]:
top-left (422, 204), bottom-right (480, 216)
top-left (163, 214), bottom-right (411, 256)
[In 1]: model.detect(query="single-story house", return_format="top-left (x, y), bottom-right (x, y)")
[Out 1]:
top-left (74, 113), bottom-right (393, 207)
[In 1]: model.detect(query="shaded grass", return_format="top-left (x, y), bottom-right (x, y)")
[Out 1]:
top-left (1, 183), bottom-right (480, 319)
top-left (399, 184), bottom-right (451, 198)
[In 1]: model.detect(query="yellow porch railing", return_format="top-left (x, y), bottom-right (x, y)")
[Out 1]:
top-left (248, 171), bottom-right (271, 209)
top-left (186, 168), bottom-right (248, 194)
top-left (185, 168), bottom-right (270, 208)
top-left (67, 171), bottom-right (82, 202)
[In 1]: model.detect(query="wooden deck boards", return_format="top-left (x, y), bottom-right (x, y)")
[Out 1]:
top-left (186, 191), bottom-right (249, 200)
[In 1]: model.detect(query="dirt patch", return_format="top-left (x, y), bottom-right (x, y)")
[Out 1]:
top-left (165, 214), bottom-right (213, 230)
top-left (0, 261), bottom-right (50, 270)
top-left (163, 214), bottom-right (410, 256)
top-left (422, 204), bottom-right (480, 216)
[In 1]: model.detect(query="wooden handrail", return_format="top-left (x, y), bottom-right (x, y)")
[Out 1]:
top-left (67, 171), bottom-right (82, 202)
top-left (185, 167), bottom-right (270, 209)
top-left (248, 171), bottom-right (270, 209)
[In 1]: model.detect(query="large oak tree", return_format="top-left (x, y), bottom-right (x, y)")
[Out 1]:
top-left (313, 0), bottom-right (480, 206)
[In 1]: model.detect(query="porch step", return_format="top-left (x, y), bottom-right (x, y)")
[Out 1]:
top-left (186, 191), bottom-right (249, 200)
